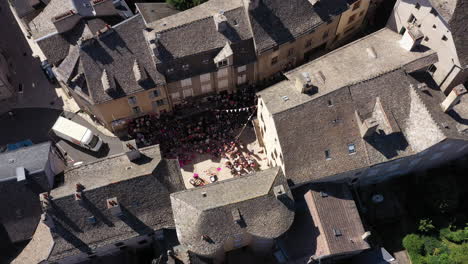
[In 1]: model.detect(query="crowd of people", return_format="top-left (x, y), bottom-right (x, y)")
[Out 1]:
top-left (127, 88), bottom-right (259, 177)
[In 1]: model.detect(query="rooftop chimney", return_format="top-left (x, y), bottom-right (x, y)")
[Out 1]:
top-left (52, 10), bottom-right (81, 34)
top-left (295, 72), bottom-right (313, 93)
top-left (361, 231), bottom-right (371, 241)
top-left (92, 0), bottom-right (118, 17)
top-left (40, 192), bottom-right (52, 211)
top-left (356, 110), bottom-right (379, 138)
top-left (107, 197), bottom-right (123, 217)
top-left (273, 185), bottom-right (287, 199)
top-left (16, 167), bottom-right (27, 183)
top-left (123, 139), bottom-right (141, 161)
top-left (441, 84), bottom-right (467, 113)
top-left (399, 25), bottom-right (424, 51)
top-left (75, 183), bottom-right (85, 204)
top-left (213, 12), bottom-right (228, 32)
top-left (232, 208), bottom-right (243, 225)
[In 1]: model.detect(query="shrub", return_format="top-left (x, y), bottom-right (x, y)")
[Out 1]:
top-left (421, 236), bottom-right (445, 256)
top-left (403, 234), bottom-right (424, 254)
top-left (440, 226), bottom-right (468, 244)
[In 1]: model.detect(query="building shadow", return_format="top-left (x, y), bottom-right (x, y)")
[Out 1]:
top-left (365, 131), bottom-right (409, 159)
top-left (50, 202), bottom-right (83, 233)
top-left (250, 3), bottom-right (294, 46)
top-left (119, 205), bottom-right (154, 236)
top-left (53, 220), bottom-right (92, 254)
top-left (82, 196), bottom-right (114, 227)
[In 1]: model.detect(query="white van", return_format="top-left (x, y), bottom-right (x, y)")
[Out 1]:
top-left (52, 117), bottom-right (103, 152)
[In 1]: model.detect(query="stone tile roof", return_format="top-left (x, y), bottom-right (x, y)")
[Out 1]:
top-left (258, 28), bottom-right (437, 115)
top-left (0, 142), bottom-right (52, 181)
top-left (136, 3), bottom-right (180, 25)
top-left (264, 69), bottom-right (457, 185)
top-left (304, 182), bottom-right (369, 257)
top-left (11, 222), bottom-right (55, 264)
top-left (170, 167), bottom-right (295, 256)
top-left (78, 14), bottom-right (166, 104)
top-left (36, 16), bottom-right (123, 66)
top-left (10, 0), bottom-right (40, 18)
top-left (429, 0), bottom-right (458, 22)
top-left (247, 0), bottom-right (349, 53)
top-left (146, 0), bottom-right (243, 30)
top-left (46, 145), bottom-right (185, 262)
top-left (448, 0), bottom-right (468, 68)
top-left (0, 142), bottom-right (53, 244)
top-left (149, 5), bottom-right (256, 82)
top-left (28, 0), bottom-right (75, 38)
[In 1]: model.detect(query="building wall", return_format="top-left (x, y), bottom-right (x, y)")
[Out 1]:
top-left (255, 18), bottom-right (341, 82)
top-left (0, 50), bottom-right (14, 102)
top-left (94, 85), bottom-right (171, 129)
top-left (54, 233), bottom-right (155, 264)
top-left (358, 138), bottom-right (468, 185)
top-left (167, 63), bottom-right (255, 105)
top-left (335, 0), bottom-right (370, 42)
top-left (387, 0), bottom-right (464, 93)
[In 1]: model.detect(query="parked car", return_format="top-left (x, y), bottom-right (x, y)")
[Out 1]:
top-left (41, 60), bottom-right (56, 83)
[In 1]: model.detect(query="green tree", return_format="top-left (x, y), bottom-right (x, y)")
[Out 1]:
top-left (166, 0), bottom-right (208, 11)
top-left (419, 219), bottom-right (435, 234)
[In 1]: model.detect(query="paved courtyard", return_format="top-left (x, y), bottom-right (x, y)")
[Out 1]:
top-left (180, 127), bottom-right (269, 189)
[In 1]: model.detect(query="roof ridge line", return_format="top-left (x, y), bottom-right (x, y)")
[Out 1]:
top-left (155, 5), bottom-right (241, 34)
top-left (408, 83), bottom-right (446, 136)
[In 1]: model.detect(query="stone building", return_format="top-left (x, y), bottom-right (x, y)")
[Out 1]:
top-left (278, 182), bottom-right (371, 263)
top-left (170, 167), bottom-right (294, 263)
top-left (256, 28), bottom-right (468, 187)
top-left (9, 0), bottom-right (371, 131)
top-left (14, 144), bottom-right (185, 263)
top-left (387, 0), bottom-right (468, 94)
top-left (0, 142), bottom-right (65, 248)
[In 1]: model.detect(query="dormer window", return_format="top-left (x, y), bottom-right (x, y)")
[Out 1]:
top-left (202, 59), bottom-right (210, 64)
top-left (218, 59), bottom-right (228, 68)
top-left (182, 64), bottom-right (190, 71)
top-left (167, 68), bottom-right (174, 74)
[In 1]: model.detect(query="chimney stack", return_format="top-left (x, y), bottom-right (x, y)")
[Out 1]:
top-left (107, 197), bottom-right (123, 217)
top-left (75, 183), bottom-right (85, 204)
top-left (295, 72), bottom-right (313, 93)
top-left (399, 25), bottom-right (424, 51)
top-left (123, 139), bottom-right (141, 161)
top-left (356, 110), bottom-right (379, 138)
top-left (40, 192), bottom-right (52, 211)
top-left (441, 84), bottom-right (467, 112)
top-left (16, 167), bottom-right (27, 183)
top-left (213, 11), bottom-right (228, 32)
top-left (52, 10), bottom-right (81, 34)
top-left (92, 0), bottom-right (118, 17)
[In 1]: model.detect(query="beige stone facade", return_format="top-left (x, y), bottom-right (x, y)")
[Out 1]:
top-left (387, 0), bottom-right (467, 94)
top-left (256, 0), bottom-right (370, 82)
top-left (167, 63), bottom-right (255, 105)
